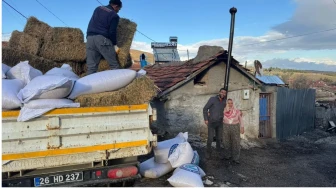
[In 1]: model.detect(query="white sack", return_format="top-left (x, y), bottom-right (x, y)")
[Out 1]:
top-left (45, 64), bottom-right (79, 81)
top-left (2, 79), bottom-right (25, 110)
top-left (68, 69), bottom-right (137, 99)
top-left (136, 69), bottom-right (147, 78)
top-left (6, 61), bottom-right (42, 85)
top-left (17, 75), bottom-right (74, 103)
top-left (2, 63), bottom-right (11, 79)
top-left (167, 164), bottom-right (206, 187)
top-left (18, 99), bottom-right (80, 122)
top-left (168, 142), bottom-right (194, 168)
top-left (139, 157), bottom-right (173, 179)
top-left (191, 151), bottom-right (200, 166)
top-left (154, 132), bottom-right (188, 164)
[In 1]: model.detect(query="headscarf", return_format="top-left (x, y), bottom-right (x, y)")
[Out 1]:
top-left (223, 99), bottom-right (242, 125)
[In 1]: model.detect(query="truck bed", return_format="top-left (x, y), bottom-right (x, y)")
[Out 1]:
top-left (2, 104), bottom-right (157, 174)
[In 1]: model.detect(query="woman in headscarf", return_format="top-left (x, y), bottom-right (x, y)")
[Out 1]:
top-left (222, 98), bottom-right (244, 164)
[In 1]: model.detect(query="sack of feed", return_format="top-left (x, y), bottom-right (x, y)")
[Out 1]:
top-left (139, 157), bottom-right (173, 179)
top-left (6, 61), bottom-right (42, 85)
top-left (68, 69), bottom-right (136, 99)
top-left (167, 142), bottom-right (194, 168)
top-left (17, 75), bottom-right (74, 103)
top-left (45, 64), bottom-right (80, 81)
top-left (17, 99), bottom-right (80, 122)
top-left (154, 132), bottom-right (188, 163)
top-left (191, 151), bottom-right (200, 166)
top-left (2, 79), bottom-right (25, 110)
top-left (167, 163), bottom-right (206, 187)
top-left (2, 63), bottom-right (11, 79)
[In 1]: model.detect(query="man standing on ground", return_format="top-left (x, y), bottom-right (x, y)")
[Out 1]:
top-left (203, 88), bottom-right (227, 159)
top-left (86, 0), bottom-right (122, 75)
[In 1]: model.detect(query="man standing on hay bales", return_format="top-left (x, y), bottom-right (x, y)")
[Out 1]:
top-left (86, 0), bottom-right (122, 75)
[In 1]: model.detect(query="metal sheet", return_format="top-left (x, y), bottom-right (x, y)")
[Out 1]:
top-left (276, 88), bottom-right (316, 140)
top-left (256, 75), bottom-right (285, 85)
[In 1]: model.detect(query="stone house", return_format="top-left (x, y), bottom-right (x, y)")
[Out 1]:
top-left (145, 49), bottom-right (264, 139)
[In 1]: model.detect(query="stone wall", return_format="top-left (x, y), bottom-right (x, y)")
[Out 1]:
top-left (315, 106), bottom-right (336, 130)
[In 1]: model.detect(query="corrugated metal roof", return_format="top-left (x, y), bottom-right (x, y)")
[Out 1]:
top-left (256, 75), bottom-right (285, 85)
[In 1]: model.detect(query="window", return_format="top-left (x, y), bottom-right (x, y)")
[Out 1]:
top-left (194, 71), bottom-right (208, 86)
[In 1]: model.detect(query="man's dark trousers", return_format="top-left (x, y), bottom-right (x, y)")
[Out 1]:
top-left (86, 35), bottom-right (119, 75)
top-left (207, 121), bottom-right (223, 153)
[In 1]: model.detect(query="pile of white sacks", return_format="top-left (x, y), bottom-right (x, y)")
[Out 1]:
top-left (2, 61), bottom-right (142, 122)
top-left (140, 132), bottom-right (206, 187)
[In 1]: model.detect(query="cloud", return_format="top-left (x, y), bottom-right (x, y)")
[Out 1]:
top-left (272, 0), bottom-right (336, 50)
top-left (291, 58), bottom-right (336, 66)
top-left (131, 31), bottom-right (293, 62)
top-left (130, 41), bottom-right (152, 53)
top-left (130, 0), bottom-right (336, 70)
top-left (262, 58), bottom-right (336, 72)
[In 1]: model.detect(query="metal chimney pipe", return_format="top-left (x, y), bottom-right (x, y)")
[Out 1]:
top-left (224, 7), bottom-right (237, 92)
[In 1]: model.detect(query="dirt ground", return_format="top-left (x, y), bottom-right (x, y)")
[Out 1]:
top-left (134, 129), bottom-right (336, 187)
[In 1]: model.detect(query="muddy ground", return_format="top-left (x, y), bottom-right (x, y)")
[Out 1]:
top-left (134, 129), bottom-right (336, 187)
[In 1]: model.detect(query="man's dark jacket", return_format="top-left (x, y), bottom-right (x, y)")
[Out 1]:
top-left (203, 95), bottom-right (226, 123)
top-left (87, 5), bottom-right (120, 45)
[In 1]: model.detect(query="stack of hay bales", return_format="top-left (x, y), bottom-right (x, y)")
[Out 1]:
top-left (3, 17), bottom-right (158, 107)
top-left (2, 48), bottom-right (59, 74)
top-left (116, 18), bottom-right (137, 68)
top-left (5, 17), bottom-right (85, 75)
top-left (23, 17), bottom-right (51, 40)
top-left (8, 30), bottom-right (41, 55)
top-left (40, 27), bottom-right (86, 63)
top-left (4, 17), bottom-right (137, 75)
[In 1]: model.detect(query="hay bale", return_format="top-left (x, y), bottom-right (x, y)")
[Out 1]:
top-left (8, 30), bottom-right (41, 55)
top-left (96, 60), bottom-right (110, 72)
top-left (2, 47), bottom-right (60, 73)
top-left (66, 62), bottom-right (85, 76)
top-left (23, 17), bottom-right (51, 40)
top-left (40, 42), bottom-right (86, 62)
top-left (44, 27), bottom-right (84, 43)
top-left (117, 18), bottom-right (137, 68)
top-left (75, 76), bottom-right (158, 107)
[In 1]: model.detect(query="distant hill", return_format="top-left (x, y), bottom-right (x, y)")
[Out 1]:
top-left (130, 49), bottom-right (154, 64)
top-left (247, 67), bottom-right (336, 76)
